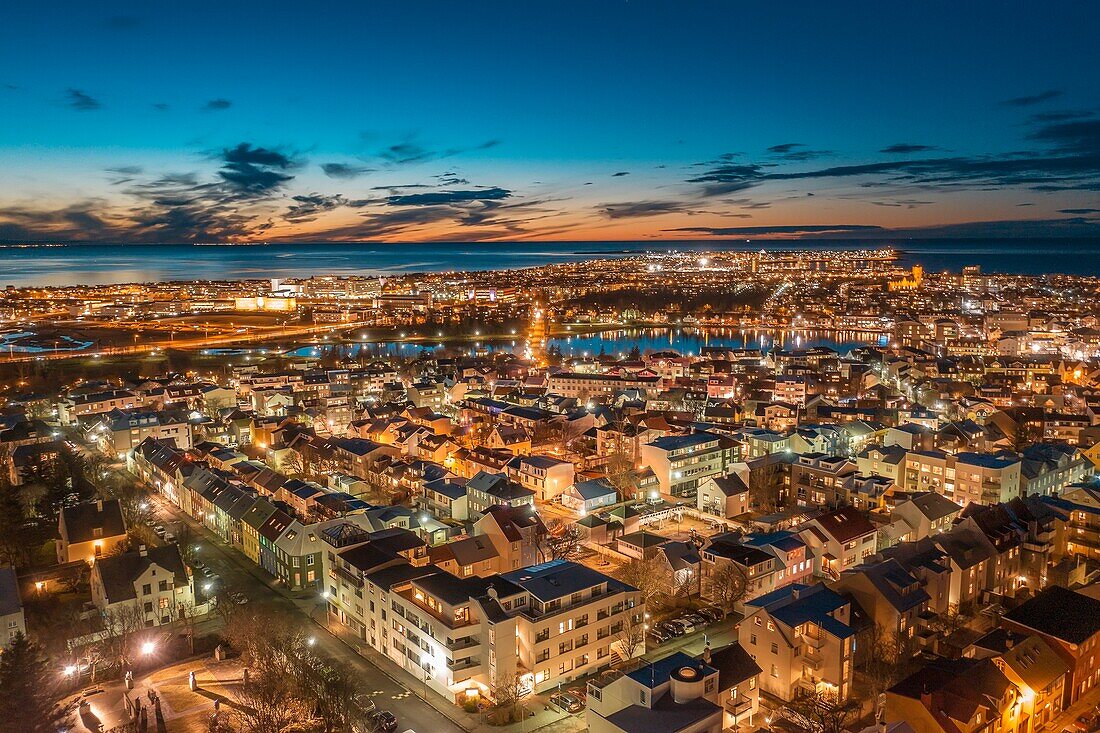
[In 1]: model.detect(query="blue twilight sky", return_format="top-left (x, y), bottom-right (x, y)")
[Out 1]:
top-left (1, 1), bottom-right (1099, 243)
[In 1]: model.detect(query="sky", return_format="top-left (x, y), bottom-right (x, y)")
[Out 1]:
top-left (1, 1), bottom-right (1099, 244)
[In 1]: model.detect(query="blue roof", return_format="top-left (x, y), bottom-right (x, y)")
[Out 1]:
top-left (572, 478), bottom-right (617, 500)
top-left (747, 583), bottom-right (856, 640)
top-left (625, 652), bottom-right (717, 689)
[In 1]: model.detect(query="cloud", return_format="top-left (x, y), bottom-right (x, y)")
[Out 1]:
top-left (203, 98), bottom-right (232, 111)
top-left (611, 171), bottom-right (630, 177)
top-left (152, 103), bottom-right (170, 111)
top-left (66, 88), bottom-right (101, 111)
top-left (666, 224), bottom-right (884, 236)
top-left (1059, 208), bottom-right (1100, 214)
top-left (385, 187), bottom-right (512, 206)
top-left (321, 162), bottom-right (374, 179)
top-left (1027, 119), bottom-right (1100, 154)
top-left (216, 143), bottom-right (298, 197)
top-left (1002, 89), bottom-right (1063, 107)
top-left (867, 199), bottom-right (935, 208)
top-left (880, 143), bottom-right (939, 154)
top-left (1028, 109), bottom-right (1094, 123)
top-left (767, 143), bottom-right (831, 161)
top-left (689, 116), bottom-right (1100, 196)
top-left (284, 193), bottom-right (370, 222)
top-left (599, 200), bottom-right (686, 219)
top-left (376, 138), bottom-right (500, 166)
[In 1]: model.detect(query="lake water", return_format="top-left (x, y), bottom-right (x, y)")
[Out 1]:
top-left (280, 327), bottom-right (888, 360)
top-left (2, 238), bottom-right (1100, 287)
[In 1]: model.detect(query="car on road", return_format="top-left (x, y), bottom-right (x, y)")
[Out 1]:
top-left (153, 525), bottom-right (166, 537)
top-left (200, 567), bottom-right (215, 578)
top-left (549, 692), bottom-right (584, 713)
top-left (368, 710), bottom-right (398, 733)
top-left (229, 592), bottom-right (249, 605)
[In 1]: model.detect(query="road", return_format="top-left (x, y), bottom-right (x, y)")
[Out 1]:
top-left (0, 318), bottom-right (373, 363)
top-left (146, 495), bottom-right (469, 733)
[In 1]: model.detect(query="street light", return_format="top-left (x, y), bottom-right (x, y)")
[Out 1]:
top-left (141, 641), bottom-right (156, 656)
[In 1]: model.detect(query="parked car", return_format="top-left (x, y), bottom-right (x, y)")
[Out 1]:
top-left (681, 613), bottom-right (707, 626)
top-left (549, 692), bottom-right (584, 713)
top-left (697, 607), bottom-right (724, 622)
top-left (369, 710), bottom-right (398, 733)
top-left (658, 621), bottom-right (685, 637)
top-left (647, 630), bottom-right (669, 645)
top-left (229, 592), bottom-right (249, 605)
top-left (566, 685), bottom-right (587, 703)
top-left (673, 618), bottom-right (699, 634)
top-left (200, 567), bottom-right (215, 578)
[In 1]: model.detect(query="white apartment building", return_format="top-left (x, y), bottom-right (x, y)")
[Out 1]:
top-left (328, 558), bottom-right (643, 702)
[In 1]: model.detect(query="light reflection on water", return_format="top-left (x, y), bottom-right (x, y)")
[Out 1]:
top-left (281, 327), bottom-right (887, 359)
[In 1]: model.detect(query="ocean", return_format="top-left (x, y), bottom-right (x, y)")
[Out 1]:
top-left (2, 238), bottom-right (1099, 287)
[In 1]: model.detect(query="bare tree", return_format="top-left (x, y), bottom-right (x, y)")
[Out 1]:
top-left (860, 623), bottom-right (912, 717)
top-left (613, 610), bottom-right (646, 665)
top-left (703, 561), bottom-right (749, 613)
top-left (489, 670), bottom-right (529, 725)
top-left (615, 556), bottom-right (672, 610)
top-left (540, 518), bottom-right (581, 560)
top-left (785, 688), bottom-right (861, 733)
top-left (229, 668), bottom-right (313, 733)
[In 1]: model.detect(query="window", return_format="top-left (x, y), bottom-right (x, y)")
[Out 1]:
top-left (770, 664), bottom-right (778, 677)
top-left (142, 584), bottom-right (152, 596)
top-left (750, 634), bottom-right (757, 645)
top-left (770, 642), bottom-right (778, 654)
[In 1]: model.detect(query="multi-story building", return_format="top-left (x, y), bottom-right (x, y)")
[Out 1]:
top-left (1001, 585), bottom-right (1100, 709)
top-left (738, 583), bottom-right (856, 701)
top-left (91, 408), bottom-right (193, 458)
top-left (798, 505), bottom-right (878, 576)
top-left (331, 558), bottom-right (643, 702)
top-left (640, 432), bottom-right (737, 500)
top-left (90, 544), bottom-right (196, 627)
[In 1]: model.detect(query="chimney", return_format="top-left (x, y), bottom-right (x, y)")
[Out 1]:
top-left (96, 499), bottom-right (103, 512)
top-left (1005, 631), bottom-right (1015, 650)
top-left (920, 682), bottom-right (932, 709)
top-left (702, 645), bottom-right (712, 664)
top-left (139, 545), bottom-right (148, 557)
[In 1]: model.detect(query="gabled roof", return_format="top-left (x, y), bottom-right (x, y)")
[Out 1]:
top-left (61, 500), bottom-right (126, 544)
top-left (1004, 585), bottom-right (1100, 645)
top-left (95, 545), bottom-right (189, 605)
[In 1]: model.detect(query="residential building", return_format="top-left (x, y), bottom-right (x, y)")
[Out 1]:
top-left (57, 499), bottom-right (128, 564)
top-left (738, 583), bottom-right (856, 701)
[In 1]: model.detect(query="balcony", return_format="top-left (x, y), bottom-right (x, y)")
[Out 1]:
top-left (802, 633), bottom-right (826, 649)
top-left (332, 564), bottom-right (364, 589)
top-left (448, 657), bottom-right (480, 673)
top-left (801, 649), bottom-right (824, 670)
top-left (448, 636), bottom-right (480, 652)
top-left (724, 695), bottom-right (754, 718)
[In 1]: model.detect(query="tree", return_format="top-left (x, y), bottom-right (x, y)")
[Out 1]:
top-left (703, 561), bottom-right (749, 613)
top-left (860, 624), bottom-right (912, 717)
top-left (540, 518), bottom-right (581, 561)
top-left (0, 490), bottom-right (45, 568)
top-left (229, 667), bottom-right (312, 733)
top-left (615, 556), bottom-right (672, 611)
top-left (489, 671), bottom-right (529, 725)
top-left (0, 633), bottom-right (69, 733)
top-left (929, 602), bottom-right (966, 640)
top-left (97, 603), bottom-right (148, 671)
top-left (613, 610), bottom-right (646, 665)
top-left (785, 688), bottom-right (861, 733)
